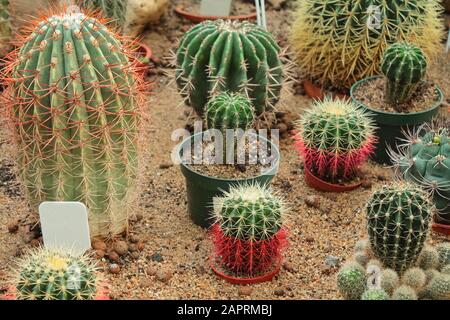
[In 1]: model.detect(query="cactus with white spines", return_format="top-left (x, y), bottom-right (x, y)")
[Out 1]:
top-left (437, 243), bottom-right (450, 268)
top-left (380, 268), bottom-right (399, 295)
top-left (417, 245), bottom-right (440, 270)
top-left (337, 262), bottom-right (367, 300)
top-left (211, 184), bottom-right (288, 276)
top-left (176, 20), bottom-right (284, 115)
top-left (13, 248), bottom-right (98, 300)
top-left (1, 9), bottom-right (146, 238)
top-left (365, 183), bottom-right (434, 273)
top-left (295, 98), bottom-right (376, 182)
top-left (428, 273), bottom-right (450, 300)
top-left (392, 285), bottom-right (418, 300)
top-left (361, 288), bottom-right (389, 300)
top-left (401, 267), bottom-right (427, 290)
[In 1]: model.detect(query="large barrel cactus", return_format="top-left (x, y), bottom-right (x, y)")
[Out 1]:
top-left (176, 20), bottom-right (283, 115)
top-left (391, 125), bottom-right (450, 226)
top-left (0, 0), bottom-right (11, 56)
top-left (2, 10), bottom-right (145, 238)
top-left (290, 0), bottom-right (443, 89)
top-left (366, 183), bottom-right (434, 273)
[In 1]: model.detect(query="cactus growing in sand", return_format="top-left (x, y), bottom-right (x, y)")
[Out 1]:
top-left (337, 262), bottom-right (366, 300)
top-left (381, 43), bottom-right (427, 108)
top-left (366, 183), bottom-right (434, 273)
top-left (12, 248), bottom-right (98, 300)
top-left (290, 0), bottom-right (442, 89)
top-left (211, 184), bottom-right (287, 276)
top-left (361, 288), bottom-right (389, 300)
top-left (176, 20), bottom-right (284, 115)
top-left (392, 125), bottom-right (450, 226)
top-left (1, 10), bottom-right (146, 238)
top-left (392, 285), bottom-right (418, 300)
top-left (294, 98), bottom-right (376, 182)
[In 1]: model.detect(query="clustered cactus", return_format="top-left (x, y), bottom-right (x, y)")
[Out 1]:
top-left (0, 0), bottom-right (11, 56)
top-left (290, 0), bottom-right (442, 89)
top-left (211, 184), bottom-right (287, 276)
top-left (1, 10), bottom-right (146, 238)
top-left (381, 42), bottom-right (427, 108)
top-left (176, 20), bottom-right (284, 115)
top-left (392, 125), bottom-right (450, 226)
top-left (366, 183), bottom-right (434, 273)
top-left (295, 98), bottom-right (376, 182)
top-left (13, 248), bottom-right (98, 300)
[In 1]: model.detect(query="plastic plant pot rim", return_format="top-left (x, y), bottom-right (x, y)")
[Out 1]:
top-left (304, 166), bottom-right (362, 192)
top-left (350, 75), bottom-right (444, 119)
top-left (303, 79), bottom-right (350, 101)
top-left (210, 257), bottom-right (281, 285)
top-left (174, 6), bottom-right (257, 23)
top-left (177, 131), bottom-right (280, 183)
top-left (432, 222), bottom-right (450, 236)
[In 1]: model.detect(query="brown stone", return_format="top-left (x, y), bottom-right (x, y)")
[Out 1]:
top-left (238, 286), bottom-right (253, 296)
top-left (91, 239), bottom-right (107, 251)
top-left (108, 251), bottom-right (120, 262)
top-left (114, 241), bottom-right (128, 256)
top-left (7, 220), bottom-right (19, 233)
top-left (109, 264), bottom-right (121, 274)
top-left (156, 268), bottom-right (173, 283)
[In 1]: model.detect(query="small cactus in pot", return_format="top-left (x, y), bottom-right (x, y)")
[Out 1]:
top-left (381, 42), bottom-right (427, 109)
top-left (294, 98), bottom-right (376, 184)
top-left (365, 182), bottom-right (434, 273)
top-left (211, 184), bottom-right (288, 278)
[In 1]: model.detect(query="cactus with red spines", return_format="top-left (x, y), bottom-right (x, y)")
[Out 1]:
top-left (211, 184), bottom-right (288, 276)
top-left (294, 98), bottom-right (376, 182)
top-left (1, 8), bottom-right (147, 238)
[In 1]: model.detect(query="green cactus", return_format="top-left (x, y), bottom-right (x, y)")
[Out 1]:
top-left (361, 288), bottom-right (389, 300)
top-left (380, 268), bottom-right (399, 295)
top-left (13, 248), bottom-right (98, 300)
top-left (437, 243), bottom-right (450, 268)
top-left (381, 42), bottom-right (427, 107)
top-left (2, 11), bottom-right (144, 238)
top-left (337, 262), bottom-right (367, 300)
top-left (417, 245), bottom-right (440, 270)
top-left (295, 98), bottom-right (376, 181)
top-left (205, 92), bottom-right (255, 132)
top-left (401, 267), bottom-right (427, 290)
top-left (290, 0), bottom-right (442, 89)
top-left (428, 273), bottom-right (450, 300)
top-left (393, 126), bottom-right (450, 226)
top-left (176, 20), bottom-right (283, 115)
top-left (392, 285), bottom-right (418, 300)
top-left (366, 183), bottom-right (433, 273)
top-left (79, 0), bottom-right (127, 28)
top-left (0, 0), bottom-right (11, 55)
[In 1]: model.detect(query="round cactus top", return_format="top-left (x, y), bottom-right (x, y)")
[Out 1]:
top-left (207, 19), bottom-right (263, 34)
top-left (381, 42), bottom-right (427, 83)
top-left (214, 184), bottom-right (285, 241)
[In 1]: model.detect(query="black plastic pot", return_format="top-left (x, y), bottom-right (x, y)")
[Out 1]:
top-left (178, 132), bottom-right (280, 228)
top-left (350, 76), bottom-right (444, 164)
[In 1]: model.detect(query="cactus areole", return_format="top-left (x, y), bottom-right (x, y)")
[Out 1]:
top-left (176, 19), bottom-right (283, 115)
top-left (2, 10), bottom-right (145, 238)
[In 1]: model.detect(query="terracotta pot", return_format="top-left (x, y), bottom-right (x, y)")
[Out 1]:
top-left (174, 6), bottom-right (257, 23)
top-left (432, 222), bottom-right (450, 236)
top-left (210, 258), bottom-right (281, 285)
top-left (132, 41), bottom-right (153, 77)
top-left (304, 166), bottom-right (362, 193)
top-left (303, 79), bottom-right (349, 101)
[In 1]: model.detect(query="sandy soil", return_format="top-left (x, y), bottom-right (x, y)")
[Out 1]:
top-left (0, 0), bottom-right (449, 300)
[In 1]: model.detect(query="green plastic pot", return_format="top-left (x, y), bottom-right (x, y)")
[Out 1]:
top-left (178, 132), bottom-right (280, 228)
top-left (350, 76), bottom-right (444, 164)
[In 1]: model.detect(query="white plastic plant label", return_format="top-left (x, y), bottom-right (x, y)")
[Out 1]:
top-left (200, 0), bottom-right (232, 17)
top-left (39, 201), bottom-right (91, 256)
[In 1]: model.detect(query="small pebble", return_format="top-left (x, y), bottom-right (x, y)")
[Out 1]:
top-left (114, 241), bottom-right (128, 256)
top-left (150, 252), bottom-right (164, 262)
top-left (325, 256), bottom-right (341, 268)
top-left (91, 239), bottom-right (107, 251)
top-left (95, 250), bottom-right (105, 259)
top-left (7, 220), bottom-right (19, 233)
top-left (130, 251), bottom-right (140, 259)
top-left (305, 195), bottom-right (320, 208)
top-left (140, 278), bottom-right (152, 288)
top-left (283, 261), bottom-right (296, 273)
top-left (108, 251), bottom-right (120, 262)
top-left (146, 266), bottom-right (157, 276)
top-left (361, 180), bottom-right (372, 189)
top-left (274, 288), bottom-right (285, 297)
top-left (305, 236), bottom-right (315, 243)
top-left (238, 286), bottom-right (253, 296)
top-left (159, 162), bottom-right (173, 169)
top-left (156, 268), bottom-right (173, 283)
top-left (129, 244), bottom-right (138, 252)
top-left (129, 234), bottom-right (140, 243)
top-left (109, 264), bottom-right (121, 274)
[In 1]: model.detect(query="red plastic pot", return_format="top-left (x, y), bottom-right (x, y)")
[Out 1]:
top-left (175, 6), bottom-right (257, 23)
top-left (432, 222), bottom-right (450, 236)
top-left (303, 79), bottom-right (349, 101)
top-left (210, 258), bottom-right (281, 285)
top-left (304, 166), bottom-right (362, 193)
top-left (132, 42), bottom-right (152, 77)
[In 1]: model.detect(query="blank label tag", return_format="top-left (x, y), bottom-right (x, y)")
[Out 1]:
top-left (39, 202), bottom-right (91, 256)
top-left (200, 0), bottom-right (232, 17)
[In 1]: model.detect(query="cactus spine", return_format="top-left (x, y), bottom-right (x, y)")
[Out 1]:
top-left (417, 245), bottom-right (440, 270)
top-left (2, 10), bottom-right (145, 238)
top-left (176, 20), bottom-right (283, 115)
top-left (13, 248), bottom-right (98, 300)
top-left (211, 184), bottom-right (287, 276)
top-left (295, 98), bottom-right (376, 181)
top-left (290, 0), bottom-right (442, 89)
top-left (366, 183), bottom-right (433, 273)
top-left (381, 42), bottom-right (427, 107)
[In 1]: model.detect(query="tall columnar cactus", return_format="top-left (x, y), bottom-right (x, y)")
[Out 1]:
top-left (211, 184), bottom-right (287, 276)
top-left (1, 10), bottom-right (146, 238)
top-left (79, 0), bottom-right (127, 29)
top-left (290, 0), bottom-right (442, 89)
top-left (176, 20), bottom-right (283, 115)
top-left (205, 92), bottom-right (255, 133)
top-left (294, 98), bottom-right (376, 181)
top-left (13, 248), bottom-right (98, 300)
top-left (366, 183), bottom-right (434, 273)
top-left (392, 125), bottom-right (450, 226)
top-left (0, 0), bottom-right (11, 56)
top-left (381, 43), bottom-right (427, 107)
